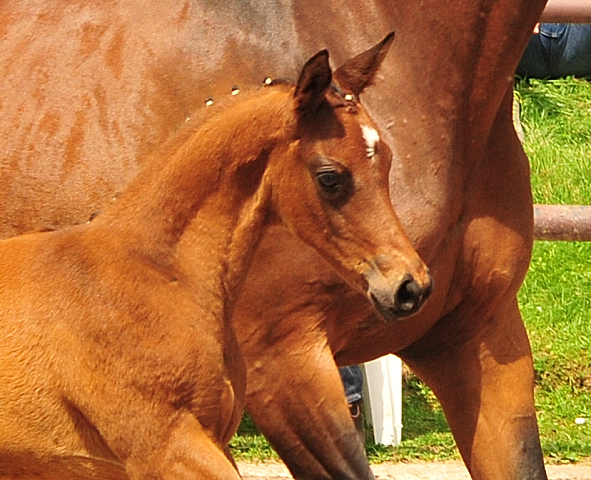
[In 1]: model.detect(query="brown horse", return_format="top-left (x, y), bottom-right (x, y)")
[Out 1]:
top-left (0, 1), bottom-right (548, 479)
top-left (0, 39), bottom-right (432, 479)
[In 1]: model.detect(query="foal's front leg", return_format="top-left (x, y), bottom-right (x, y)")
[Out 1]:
top-left (126, 413), bottom-right (241, 480)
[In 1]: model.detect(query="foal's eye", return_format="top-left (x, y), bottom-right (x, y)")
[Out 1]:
top-left (312, 163), bottom-right (354, 208)
top-left (316, 171), bottom-right (342, 193)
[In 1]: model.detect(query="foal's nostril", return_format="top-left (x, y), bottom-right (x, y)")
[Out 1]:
top-left (395, 277), bottom-right (422, 312)
top-left (369, 273), bottom-right (433, 321)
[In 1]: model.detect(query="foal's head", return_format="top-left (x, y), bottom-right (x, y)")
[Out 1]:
top-left (271, 33), bottom-right (433, 320)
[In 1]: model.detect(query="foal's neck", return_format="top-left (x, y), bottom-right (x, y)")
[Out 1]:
top-left (100, 88), bottom-right (294, 285)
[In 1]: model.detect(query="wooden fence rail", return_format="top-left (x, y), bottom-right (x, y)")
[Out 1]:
top-left (542, 0), bottom-right (591, 23)
top-left (534, 205), bottom-right (591, 241)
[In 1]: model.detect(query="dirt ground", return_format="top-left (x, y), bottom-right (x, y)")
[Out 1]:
top-left (237, 460), bottom-right (591, 480)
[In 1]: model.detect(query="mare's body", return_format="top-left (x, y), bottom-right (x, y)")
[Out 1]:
top-left (0, 41), bottom-right (431, 479)
top-left (0, 1), bottom-right (548, 479)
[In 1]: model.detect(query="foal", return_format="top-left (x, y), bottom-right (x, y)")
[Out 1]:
top-left (0, 36), bottom-right (429, 479)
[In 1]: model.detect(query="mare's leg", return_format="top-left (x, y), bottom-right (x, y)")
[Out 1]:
top-left (237, 226), bottom-right (375, 480)
top-left (400, 299), bottom-right (547, 480)
top-left (245, 335), bottom-right (374, 480)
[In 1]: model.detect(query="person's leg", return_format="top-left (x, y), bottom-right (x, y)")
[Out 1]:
top-left (518, 23), bottom-right (591, 79)
top-left (553, 23), bottom-right (591, 77)
top-left (339, 365), bottom-right (365, 442)
top-left (516, 25), bottom-right (554, 78)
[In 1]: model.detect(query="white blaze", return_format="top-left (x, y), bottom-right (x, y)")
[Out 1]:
top-left (361, 125), bottom-right (380, 159)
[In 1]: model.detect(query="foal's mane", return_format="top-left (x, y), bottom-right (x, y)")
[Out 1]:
top-left (146, 79), bottom-right (358, 169)
top-left (149, 82), bottom-right (293, 164)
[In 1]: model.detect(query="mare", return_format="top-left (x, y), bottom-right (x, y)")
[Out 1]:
top-left (0, 1), bottom-right (549, 479)
top-left (0, 39), bottom-right (432, 479)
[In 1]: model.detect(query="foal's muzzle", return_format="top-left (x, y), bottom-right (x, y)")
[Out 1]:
top-left (368, 272), bottom-right (433, 321)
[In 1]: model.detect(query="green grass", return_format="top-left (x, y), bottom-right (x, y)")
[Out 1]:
top-left (517, 77), bottom-right (591, 464)
top-left (230, 414), bottom-right (279, 462)
top-left (519, 77), bottom-right (591, 203)
top-left (230, 77), bottom-right (591, 464)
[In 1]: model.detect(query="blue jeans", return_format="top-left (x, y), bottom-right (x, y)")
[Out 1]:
top-left (517, 24), bottom-right (591, 78)
top-left (339, 365), bottom-right (364, 404)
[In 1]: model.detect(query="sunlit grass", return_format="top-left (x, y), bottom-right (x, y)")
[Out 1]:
top-left (520, 77), bottom-right (591, 204)
top-left (517, 77), bottom-right (591, 463)
top-left (230, 414), bottom-right (279, 462)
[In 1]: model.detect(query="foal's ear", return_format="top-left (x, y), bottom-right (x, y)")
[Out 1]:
top-left (333, 31), bottom-right (395, 96)
top-left (294, 49), bottom-right (332, 113)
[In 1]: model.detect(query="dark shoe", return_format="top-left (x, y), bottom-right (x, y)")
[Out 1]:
top-left (349, 399), bottom-right (365, 444)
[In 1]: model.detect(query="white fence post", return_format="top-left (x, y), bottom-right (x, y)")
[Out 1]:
top-left (364, 354), bottom-right (403, 446)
